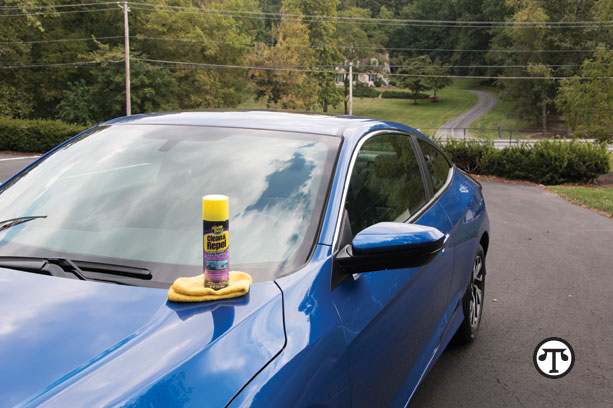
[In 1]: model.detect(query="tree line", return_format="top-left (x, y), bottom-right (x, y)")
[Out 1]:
top-left (1, 0), bottom-right (611, 140)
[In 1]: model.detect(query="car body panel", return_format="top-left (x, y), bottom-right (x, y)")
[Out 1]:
top-left (230, 244), bottom-right (351, 407)
top-left (0, 268), bottom-right (284, 408)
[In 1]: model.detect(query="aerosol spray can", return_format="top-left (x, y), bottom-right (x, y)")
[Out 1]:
top-left (203, 195), bottom-right (229, 290)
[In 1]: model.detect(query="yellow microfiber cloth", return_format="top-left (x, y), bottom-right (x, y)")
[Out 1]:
top-left (168, 271), bottom-right (252, 303)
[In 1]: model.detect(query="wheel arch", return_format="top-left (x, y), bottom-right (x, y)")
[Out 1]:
top-left (479, 231), bottom-right (490, 256)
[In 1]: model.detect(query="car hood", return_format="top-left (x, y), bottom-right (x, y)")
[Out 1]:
top-left (0, 268), bottom-right (285, 407)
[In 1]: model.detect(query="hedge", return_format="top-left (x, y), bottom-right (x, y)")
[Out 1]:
top-left (441, 139), bottom-right (610, 184)
top-left (0, 117), bottom-right (87, 153)
top-left (353, 84), bottom-right (380, 98)
top-left (352, 85), bottom-right (429, 100)
top-left (381, 90), bottom-right (429, 100)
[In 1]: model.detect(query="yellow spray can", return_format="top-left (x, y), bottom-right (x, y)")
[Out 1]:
top-left (202, 195), bottom-right (229, 290)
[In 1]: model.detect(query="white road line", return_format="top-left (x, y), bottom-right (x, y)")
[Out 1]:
top-left (0, 156), bottom-right (40, 162)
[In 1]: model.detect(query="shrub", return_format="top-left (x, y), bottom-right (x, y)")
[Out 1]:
top-left (0, 117), bottom-right (87, 153)
top-left (353, 83), bottom-right (380, 98)
top-left (381, 90), bottom-right (429, 99)
top-left (440, 139), bottom-right (610, 184)
top-left (439, 139), bottom-right (495, 173)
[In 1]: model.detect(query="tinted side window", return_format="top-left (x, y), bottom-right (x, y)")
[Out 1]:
top-left (418, 139), bottom-right (451, 194)
top-left (345, 133), bottom-right (427, 235)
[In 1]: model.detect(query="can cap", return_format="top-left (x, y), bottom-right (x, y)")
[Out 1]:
top-left (202, 195), bottom-right (229, 221)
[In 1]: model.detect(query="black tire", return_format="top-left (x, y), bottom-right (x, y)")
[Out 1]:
top-left (453, 244), bottom-right (486, 344)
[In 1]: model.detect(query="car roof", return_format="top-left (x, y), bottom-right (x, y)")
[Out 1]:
top-left (101, 111), bottom-right (383, 137)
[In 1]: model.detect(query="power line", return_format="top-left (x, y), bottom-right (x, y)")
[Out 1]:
top-left (2, 1), bottom-right (609, 27)
top-left (2, 1), bottom-right (610, 29)
top-left (0, 59), bottom-right (123, 69)
top-left (128, 3), bottom-right (612, 27)
top-left (0, 36), bottom-right (124, 45)
top-left (127, 4), bottom-right (613, 29)
top-left (132, 35), bottom-right (597, 54)
top-left (0, 7), bottom-right (120, 18)
top-left (2, 57), bottom-right (609, 79)
top-left (0, 2), bottom-right (117, 10)
top-left (0, 59), bottom-right (583, 70)
top-left (131, 58), bottom-right (611, 80)
top-left (2, 34), bottom-right (596, 55)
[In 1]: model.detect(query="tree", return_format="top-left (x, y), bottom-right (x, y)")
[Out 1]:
top-left (286, 0), bottom-right (344, 112)
top-left (526, 64), bottom-right (555, 134)
top-left (487, 0), bottom-right (604, 126)
top-left (336, 5), bottom-right (387, 113)
top-left (0, 1), bottom-right (42, 118)
top-left (487, 0), bottom-right (551, 124)
top-left (247, 6), bottom-right (318, 110)
top-left (57, 42), bottom-right (177, 124)
top-left (556, 47), bottom-right (613, 141)
top-left (136, 0), bottom-right (261, 109)
top-left (424, 58), bottom-right (453, 101)
top-left (399, 56), bottom-right (429, 104)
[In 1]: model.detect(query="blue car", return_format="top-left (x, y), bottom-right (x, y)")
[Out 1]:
top-left (0, 112), bottom-right (489, 407)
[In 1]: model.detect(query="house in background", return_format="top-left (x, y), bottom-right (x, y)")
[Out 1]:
top-left (335, 53), bottom-right (391, 87)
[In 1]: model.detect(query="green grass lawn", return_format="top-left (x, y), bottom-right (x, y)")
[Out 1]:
top-left (547, 186), bottom-right (613, 217)
top-left (469, 88), bottom-right (532, 140)
top-left (238, 86), bottom-right (478, 137)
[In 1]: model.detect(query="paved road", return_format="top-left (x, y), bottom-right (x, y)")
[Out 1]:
top-left (0, 153), bottom-right (38, 182)
top-left (435, 90), bottom-right (498, 139)
top-left (411, 181), bottom-right (613, 407)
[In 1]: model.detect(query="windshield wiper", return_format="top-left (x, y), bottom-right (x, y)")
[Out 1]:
top-left (0, 256), bottom-right (152, 284)
top-left (0, 256), bottom-right (85, 280)
top-left (0, 216), bottom-right (47, 233)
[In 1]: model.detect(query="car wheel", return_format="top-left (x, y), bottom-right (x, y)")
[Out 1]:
top-left (454, 244), bottom-right (486, 344)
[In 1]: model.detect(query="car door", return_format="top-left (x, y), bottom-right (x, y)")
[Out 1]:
top-left (331, 131), bottom-right (455, 407)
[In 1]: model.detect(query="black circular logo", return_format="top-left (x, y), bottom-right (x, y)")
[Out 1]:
top-left (533, 337), bottom-right (575, 379)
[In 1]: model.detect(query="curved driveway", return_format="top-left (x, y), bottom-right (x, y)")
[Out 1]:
top-left (435, 90), bottom-right (498, 139)
top-left (412, 181), bottom-right (613, 407)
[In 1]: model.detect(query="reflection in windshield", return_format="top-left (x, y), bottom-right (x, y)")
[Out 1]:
top-left (0, 125), bottom-right (339, 283)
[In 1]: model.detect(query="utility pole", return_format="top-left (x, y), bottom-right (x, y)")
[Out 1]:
top-left (120, 1), bottom-right (131, 116)
top-left (348, 62), bottom-right (353, 116)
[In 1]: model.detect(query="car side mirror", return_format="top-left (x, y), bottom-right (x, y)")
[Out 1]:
top-left (332, 222), bottom-right (445, 290)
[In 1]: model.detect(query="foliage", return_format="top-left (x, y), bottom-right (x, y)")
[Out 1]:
top-left (441, 139), bottom-right (611, 184)
top-left (0, 117), bottom-right (86, 153)
top-left (486, 0), bottom-right (606, 127)
top-left (137, 0), bottom-right (260, 110)
top-left (423, 58), bottom-right (453, 100)
top-left (556, 47), bottom-right (613, 142)
top-left (398, 56), bottom-right (430, 104)
top-left (1, 0), bottom-right (610, 127)
top-left (335, 5), bottom-right (387, 113)
top-left (248, 5), bottom-right (318, 109)
top-left (57, 43), bottom-right (177, 124)
top-left (439, 139), bottom-right (495, 173)
top-left (381, 91), bottom-right (428, 99)
top-left (287, 0), bottom-right (343, 111)
top-left (353, 83), bottom-right (380, 97)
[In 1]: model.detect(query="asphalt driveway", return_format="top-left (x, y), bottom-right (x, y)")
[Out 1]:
top-left (411, 181), bottom-right (613, 407)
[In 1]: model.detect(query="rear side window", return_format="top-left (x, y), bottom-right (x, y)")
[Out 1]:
top-left (418, 139), bottom-right (451, 194)
top-left (345, 133), bottom-right (427, 235)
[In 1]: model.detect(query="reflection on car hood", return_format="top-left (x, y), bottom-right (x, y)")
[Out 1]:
top-left (0, 268), bottom-right (284, 407)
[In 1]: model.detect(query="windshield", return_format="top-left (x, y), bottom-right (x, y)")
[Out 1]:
top-left (0, 124), bottom-right (339, 285)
